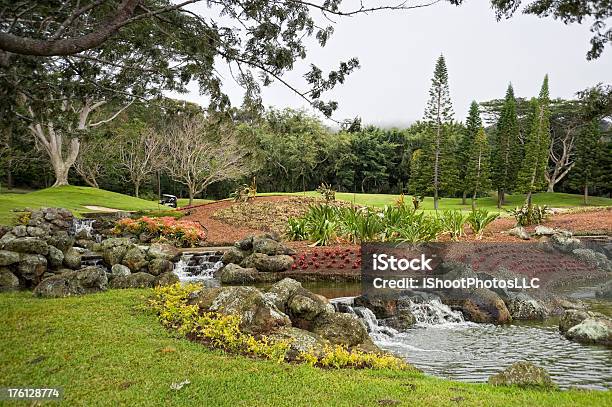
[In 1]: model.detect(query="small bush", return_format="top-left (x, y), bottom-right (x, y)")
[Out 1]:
top-left (437, 210), bottom-right (466, 241)
top-left (508, 205), bottom-right (551, 227)
top-left (466, 209), bottom-right (498, 239)
top-left (316, 182), bottom-right (336, 202)
top-left (286, 217), bottom-right (307, 240)
top-left (298, 345), bottom-right (410, 370)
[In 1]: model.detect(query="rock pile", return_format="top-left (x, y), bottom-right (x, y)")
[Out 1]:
top-left (559, 309), bottom-right (612, 346)
top-left (216, 234), bottom-right (295, 283)
top-left (189, 278), bottom-right (379, 359)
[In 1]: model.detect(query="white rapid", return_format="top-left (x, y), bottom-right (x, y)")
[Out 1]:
top-left (173, 252), bottom-right (223, 282)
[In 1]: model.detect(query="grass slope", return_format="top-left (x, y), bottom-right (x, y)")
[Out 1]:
top-left (262, 192), bottom-right (612, 212)
top-left (0, 186), bottom-right (159, 224)
top-left (1, 290), bottom-right (609, 406)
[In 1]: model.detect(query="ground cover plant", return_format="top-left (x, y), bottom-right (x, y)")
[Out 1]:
top-left (1, 289), bottom-right (610, 406)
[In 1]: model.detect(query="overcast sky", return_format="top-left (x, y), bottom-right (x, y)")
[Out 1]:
top-left (168, 1), bottom-right (611, 128)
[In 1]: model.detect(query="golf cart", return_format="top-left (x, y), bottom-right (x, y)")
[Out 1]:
top-left (159, 194), bottom-right (178, 208)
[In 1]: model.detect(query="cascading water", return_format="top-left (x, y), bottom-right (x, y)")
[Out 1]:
top-left (408, 299), bottom-right (464, 326)
top-left (173, 252), bottom-right (223, 282)
top-left (71, 218), bottom-right (102, 242)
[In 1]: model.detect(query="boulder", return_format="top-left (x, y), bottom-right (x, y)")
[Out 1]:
top-left (488, 361), bottom-right (556, 389)
top-left (47, 245), bottom-right (64, 268)
top-left (33, 266), bottom-right (108, 298)
top-left (155, 271), bottom-right (179, 286)
top-left (565, 318), bottom-right (612, 346)
top-left (121, 246), bottom-right (148, 271)
top-left (63, 247), bottom-right (82, 269)
top-left (146, 243), bottom-right (180, 261)
top-left (221, 247), bottom-right (249, 265)
top-left (268, 326), bottom-right (329, 360)
top-left (101, 238), bottom-right (133, 265)
top-left (235, 235), bottom-right (254, 251)
top-left (534, 226), bottom-right (556, 236)
top-left (26, 226), bottom-right (47, 238)
top-left (264, 278), bottom-right (303, 311)
top-left (0, 268), bottom-right (20, 291)
top-left (111, 264), bottom-right (131, 278)
top-left (571, 248), bottom-right (612, 273)
top-left (241, 253), bottom-right (294, 273)
top-left (204, 286), bottom-right (291, 335)
top-left (109, 272), bottom-right (157, 289)
top-left (550, 233), bottom-right (581, 253)
top-left (506, 292), bottom-right (548, 320)
top-left (0, 232), bottom-right (16, 246)
top-left (3, 237), bottom-right (49, 255)
top-left (12, 225), bottom-right (27, 237)
top-left (148, 258), bottom-right (173, 276)
top-left (559, 309), bottom-right (592, 334)
top-left (508, 226), bottom-right (530, 240)
top-left (288, 292), bottom-right (333, 324)
top-left (46, 231), bottom-right (74, 252)
top-left (252, 236), bottom-right (295, 255)
top-left (17, 253), bottom-right (47, 282)
top-left (0, 250), bottom-right (19, 266)
top-left (312, 312), bottom-right (369, 347)
top-left (460, 288), bottom-right (511, 324)
top-left (216, 263), bottom-right (259, 284)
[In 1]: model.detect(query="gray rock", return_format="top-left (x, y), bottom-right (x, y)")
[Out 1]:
top-left (288, 292), bottom-right (333, 323)
top-left (0, 232), bottom-right (16, 246)
top-left (241, 253), bottom-right (294, 273)
top-left (534, 226), bottom-right (555, 236)
top-left (148, 258), bottom-right (173, 276)
top-left (506, 292), bottom-right (548, 320)
top-left (0, 268), bottom-right (20, 291)
top-left (221, 247), bottom-right (249, 265)
top-left (565, 318), bottom-right (612, 346)
top-left (571, 248), bottom-right (612, 273)
top-left (217, 263), bottom-right (259, 284)
top-left (488, 361), bottom-right (556, 389)
top-left (12, 225), bottom-right (27, 237)
top-left (122, 246), bottom-right (148, 271)
top-left (155, 271), bottom-right (179, 287)
top-left (234, 235), bottom-right (254, 251)
top-left (268, 326), bottom-right (329, 360)
top-left (264, 278), bottom-right (303, 311)
top-left (550, 233), bottom-right (581, 253)
top-left (0, 250), bottom-right (19, 266)
top-left (46, 245), bottom-right (64, 268)
top-left (63, 247), bottom-right (82, 269)
top-left (146, 243), bottom-right (180, 261)
top-left (101, 238), bottom-right (133, 265)
top-left (111, 264), bottom-right (131, 278)
top-left (18, 253), bottom-right (47, 282)
top-left (559, 309), bottom-right (592, 333)
top-left (109, 272), bottom-right (156, 289)
top-left (46, 231), bottom-right (75, 252)
top-left (26, 226), bottom-right (47, 238)
top-left (3, 237), bottom-right (49, 255)
top-left (33, 266), bottom-right (108, 297)
top-left (201, 286), bottom-right (291, 335)
top-left (509, 226), bottom-right (530, 240)
top-left (456, 288), bottom-right (511, 324)
top-left (252, 236), bottom-right (295, 256)
top-left (312, 312), bottom-right (369, 347)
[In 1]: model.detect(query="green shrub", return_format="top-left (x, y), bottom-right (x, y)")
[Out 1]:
top-left (508, 205), bottom-right (551, 226)
top-left (438, 210), bottom-right (466, 241)
top-left (466, 209), bottom-right (498, 239)
top-left (387, 210), bottom-right (443, 243)
top-left (337, 206), bottom-right (383, 243)
top-left (286, 217), bottom-right (307, 240)
top-left (316, 182), bottom-right (336, 202)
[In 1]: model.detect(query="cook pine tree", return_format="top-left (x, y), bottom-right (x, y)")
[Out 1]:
top-left (491, 83), bottom-right (522, 208)
top-left (423, 54), bottom-right (454, 210)
top-left (458, 101), bottom-right (482, 205)
top-left (465, 127), bottom-right (492, 209)
top-left (570, 119), bottom-right (601, 204)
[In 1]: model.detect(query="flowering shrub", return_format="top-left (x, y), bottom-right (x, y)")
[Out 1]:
top-left (113, 216), bottom-right (206, 247)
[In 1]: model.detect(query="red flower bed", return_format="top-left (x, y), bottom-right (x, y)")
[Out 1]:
top-left (291, 247), bottom-right (362, 272)
top-left (113, 216), bottom-right (207, 247)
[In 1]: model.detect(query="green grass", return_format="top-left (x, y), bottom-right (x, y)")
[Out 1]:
top-left (177, 198), bottom-right (213, 207)
top-left (0, 290), bottom-right (609, 406)
top-left (0, 186), bottom-right (160, 224)
top-left (261, 191), bottom-right (612, 213)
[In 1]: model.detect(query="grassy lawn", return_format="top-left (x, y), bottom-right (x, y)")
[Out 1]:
top-left (261, 191), bottom-right (612, 212)
top-left (0, 186), bottom-right (160, 225)
top-left (0, 290), bottom-right (609, 406)
top-left (177, 198), bottom-right (213, 207)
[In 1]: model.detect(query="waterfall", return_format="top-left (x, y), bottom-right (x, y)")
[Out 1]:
top-left (173, 252), bottom-right (223, 282)
top-left (408, 299), bottom-right (464, 326)
top-left (72, 218), bottom-right (102, 242)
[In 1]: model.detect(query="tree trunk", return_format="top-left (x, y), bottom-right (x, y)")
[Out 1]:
top-left (497, 188), bottom-right (504, 208)
top-left (134, 183), bottom-right (140, 198)
top-left (472, 191), bottom-right (477, 211)
top-left (29, 121), bottom-right (80, 187)
top-left (462, 191), bottom-right (467, 206)
top-left (584, 184), bottom-right (588, 205)
top-left (189, 188), bottom-right (194, 206)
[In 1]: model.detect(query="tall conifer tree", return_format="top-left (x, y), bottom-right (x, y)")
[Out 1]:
top-left (423, 54), bottom-right (454, 210)
top-left (465, 127), bottom-right (492, 209)
top-left (570, 119), bottom-right (601, 204)
top-left (491, 83), bottom-right (521, 207)
top-left (458, 101), bottom-right (482, 204)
